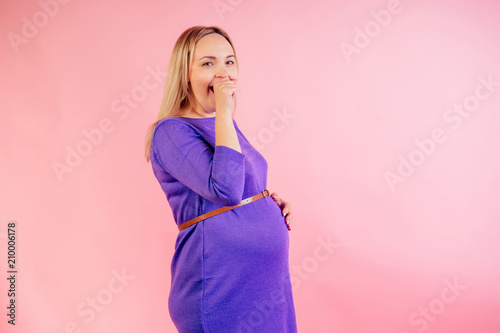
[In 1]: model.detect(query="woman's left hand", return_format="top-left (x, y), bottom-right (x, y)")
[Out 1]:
top-left (270, 192), bottom-right (292, 231)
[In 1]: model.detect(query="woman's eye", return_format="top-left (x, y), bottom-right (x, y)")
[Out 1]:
top-left (202, 60), bottom-right (234, 66)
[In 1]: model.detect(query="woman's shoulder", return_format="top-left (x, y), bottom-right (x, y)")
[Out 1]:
top-left (153, 116), bottom-right (213, 143)
top-left (156, 116), bottom-right (199, 131)
top-left (157, 116), bottom-right (188, 125)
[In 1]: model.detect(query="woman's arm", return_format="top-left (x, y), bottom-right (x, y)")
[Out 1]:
top-left (214, 77), bottom-right (241, 153)
top-left (151, 119), bottom-right (245, 206)
top-left (215, 111), bottom-right (241, 153)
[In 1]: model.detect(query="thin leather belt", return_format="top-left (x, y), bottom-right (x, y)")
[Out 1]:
top-left (178, 189), bottom-right (270, 231)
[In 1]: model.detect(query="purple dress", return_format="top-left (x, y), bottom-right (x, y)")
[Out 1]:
top-left (150, 116), bottom-right (297, 332)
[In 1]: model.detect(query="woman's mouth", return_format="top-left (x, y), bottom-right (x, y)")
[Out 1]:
top-left (209, 86), bottom-right (214, 92)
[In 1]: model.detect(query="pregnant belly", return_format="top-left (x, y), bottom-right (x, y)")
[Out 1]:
top-left (202, 195), bottom-right (290, 271)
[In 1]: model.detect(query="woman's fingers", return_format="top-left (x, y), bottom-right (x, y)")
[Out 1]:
top-left (270, 192), bottom-right (281, 205)
top-left (282, 202), bottom-right (292, 230)
top-left (214, 78), bottom-right (237, 94)
top-left (271, 192), bottom-right (292, 231)
top-left (214, 79), bottom-right (237, 112)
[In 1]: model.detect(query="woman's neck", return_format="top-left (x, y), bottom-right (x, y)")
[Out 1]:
top-left (178, 105), bottom-right (216, 119)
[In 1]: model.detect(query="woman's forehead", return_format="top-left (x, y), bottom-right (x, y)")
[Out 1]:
top-left (194, 34), bottom-right (234, 57)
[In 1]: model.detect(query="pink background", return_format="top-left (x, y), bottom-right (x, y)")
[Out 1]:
top-left (2, 0), bottom-right (500, 332)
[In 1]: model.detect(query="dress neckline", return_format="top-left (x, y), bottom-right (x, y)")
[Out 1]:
top-left (173, 116), bottom-right (215, 120)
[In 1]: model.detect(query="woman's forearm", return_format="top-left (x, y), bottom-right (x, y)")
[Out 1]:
top-left (215, 111), bottom-right (241, 153)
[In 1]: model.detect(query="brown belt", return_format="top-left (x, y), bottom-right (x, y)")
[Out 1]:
top-left (178, 189), bottom-right (270, 231)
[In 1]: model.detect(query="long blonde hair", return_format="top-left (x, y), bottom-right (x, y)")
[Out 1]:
top-left (144, 26), bottom-right (239, 162)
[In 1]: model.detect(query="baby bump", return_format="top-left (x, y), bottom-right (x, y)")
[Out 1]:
top-left (202, 195), bottom-right (290, 271)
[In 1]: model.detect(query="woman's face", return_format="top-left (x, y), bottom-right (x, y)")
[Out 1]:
top-left (189, 33), bottom-right (238, 115)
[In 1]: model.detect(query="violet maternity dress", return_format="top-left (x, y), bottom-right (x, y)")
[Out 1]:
top-left (150, 116), bottom-right (297, 333)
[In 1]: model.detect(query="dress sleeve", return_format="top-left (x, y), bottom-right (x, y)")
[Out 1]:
top-left (151, 119), bottom-right (246, 206)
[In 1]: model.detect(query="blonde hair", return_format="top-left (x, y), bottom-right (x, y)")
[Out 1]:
top-left (144, 25), bottom-right (239, 162)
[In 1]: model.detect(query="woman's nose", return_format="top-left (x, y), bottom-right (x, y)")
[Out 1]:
top-left (215, 66), bottom-right (229, 78)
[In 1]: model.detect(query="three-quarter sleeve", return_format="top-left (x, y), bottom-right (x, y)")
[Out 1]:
top-left (151, 119), bottom-right (245, 206)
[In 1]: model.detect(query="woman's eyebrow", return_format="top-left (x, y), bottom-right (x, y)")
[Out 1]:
top-left (198, 55), bottom-right (235, 61)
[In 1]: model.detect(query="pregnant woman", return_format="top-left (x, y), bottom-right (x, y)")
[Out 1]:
top-left (144, 26), bottom-right (297, 332)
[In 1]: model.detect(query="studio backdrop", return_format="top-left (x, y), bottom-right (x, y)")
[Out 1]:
top-left (1, 0), bottom-right (500, 332)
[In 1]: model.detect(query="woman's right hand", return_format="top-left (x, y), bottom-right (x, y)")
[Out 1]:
top-left (213, 77), bottom-right (237, 116)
